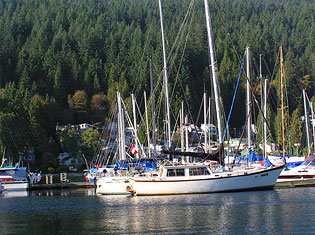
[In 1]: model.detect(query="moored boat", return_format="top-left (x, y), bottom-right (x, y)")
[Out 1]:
top-left (277, 155), bottom-right (315, 184)
top-left (0, 166), bottom-right (30, 190)
top-left (127, 163), bottom-right (284, 196)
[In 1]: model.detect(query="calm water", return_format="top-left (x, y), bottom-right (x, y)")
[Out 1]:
top-left (1, 187), bottom-right (315, 234)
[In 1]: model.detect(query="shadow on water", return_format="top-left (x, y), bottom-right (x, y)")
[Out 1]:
top-left (1, 188), bottom-right (315, 234)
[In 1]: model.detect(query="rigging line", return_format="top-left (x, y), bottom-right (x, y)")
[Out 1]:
top-left (223, 52), bottom-right (246, 142)
top-left (213, 0), bottom-right (242, 67)
top-left (263, 52), bottom-right (279, 113)
top-left (171, 110), bottom-right (180, 147)
top-left (166, 0), bottom-right (195, 63)
top-left (131, 6), bottom-right (157, 97)
top-left (121, 97), bottom-right (146, 158)
top-left (170, 11), bottom-right (203, 138)
top-left (92, 104), bottom-right (116, 154)
top-left (232, 108), bottom-right (251, 165)
top-left (91, 102), bottom-right (117, 166)
top-left (247, 65), bottom-right (283, 157)
top-left (213, 0), bottom-right (275, 131)
top-left (96, 100), bottom-right (119, 166)
top-left (169, 0), bottom-right (194, 103)
top-left (166, 0), bottom-right (204, 143)
top-left (167, 3), bottom-right (193, 74)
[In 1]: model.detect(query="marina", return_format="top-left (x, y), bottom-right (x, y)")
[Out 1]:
top-left (0, 0), bottom-right (313, 234)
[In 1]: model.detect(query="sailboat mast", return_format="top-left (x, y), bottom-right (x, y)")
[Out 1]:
top-left (311, 102), bottom-right (315, 154)
top-left (131, 94), bottom-right (138, 158)
top-left (303, 89), bottom-right (311, 156)
top-left (246, 47), bottom-right (251, 150)
top-left (144, 91), bottom-right (151, 158)
top-left (158, 0), bottom-right (172, 150)
top-left (185, 115), bottom-right (189, 151)
top-left (259, 54), bottom-right (264, 148)
top-left (149, 58), bottom-right (156, 152)
top-left (264, 79), bottom-right (268, 159)
top-left (280, 46), bottom-right (285, 157)
top-left (180, 102), bottom-right (184, 152)
top-left (117, 92), bottom-right (126, 160)
top-left (204, 93), bottom-right (208, 152)
top-left (203, 0), bottom-right (222, 144)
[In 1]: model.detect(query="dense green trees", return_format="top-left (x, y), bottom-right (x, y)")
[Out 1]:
top-left (0, 0), bottom-right (313, 169)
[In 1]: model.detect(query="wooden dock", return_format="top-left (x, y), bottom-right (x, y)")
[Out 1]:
top-left (29, 173), bottom-right (95, 190)
top-left (30, 181), bottom-right (95, 190)
top-left (275, 179), bottom-right (315, 188)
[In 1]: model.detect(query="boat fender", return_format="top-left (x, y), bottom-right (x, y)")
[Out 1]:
top-left (159, 166), bottom-right (164, 177)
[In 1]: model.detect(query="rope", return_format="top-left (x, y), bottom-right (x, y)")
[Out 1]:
top-left (223, 52), bottom-right (246, 142)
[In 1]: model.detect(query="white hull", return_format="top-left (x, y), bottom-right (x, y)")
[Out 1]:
top-left (96, 177), bottom-right (129, 195)
top-left (277, 167), bottom-right (315, 183)
top-left (2, 181), bottom-right (29, 190)
top-left (129, 166), bottom-right (283, 196)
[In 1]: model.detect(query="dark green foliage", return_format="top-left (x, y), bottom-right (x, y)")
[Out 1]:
top-left (0, 0), bottom-right (313, 168)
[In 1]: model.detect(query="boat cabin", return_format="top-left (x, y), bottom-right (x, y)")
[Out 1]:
top-left (160, 165), bottom-right (211, 178)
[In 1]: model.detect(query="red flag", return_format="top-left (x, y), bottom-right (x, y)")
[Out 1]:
top-left (130, 144), bottom-right (138, 155)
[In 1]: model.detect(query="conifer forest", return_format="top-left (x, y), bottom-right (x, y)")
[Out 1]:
top-left (0, 0), bottom-right (314, 171)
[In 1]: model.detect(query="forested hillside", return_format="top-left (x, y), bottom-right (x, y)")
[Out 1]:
top-left (0, 0), bottom-right (314, 169)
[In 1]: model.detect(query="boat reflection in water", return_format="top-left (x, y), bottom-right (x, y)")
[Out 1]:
top-left (1, 190), bottom-right (29, 199)
top-left (95, 189), bottom-right (307, 234)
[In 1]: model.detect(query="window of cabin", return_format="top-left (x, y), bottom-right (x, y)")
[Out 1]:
top-left (189, 167), bottom-right (210, 176)
top-left (166, 168), bottom-right (185, 177)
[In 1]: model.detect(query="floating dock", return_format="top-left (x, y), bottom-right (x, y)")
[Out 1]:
top-left (29, 173), bottom-right (95, 190)
top-left (275, 179), bottom-right (315, 188)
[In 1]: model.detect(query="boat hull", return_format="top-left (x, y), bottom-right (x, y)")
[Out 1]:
top-left (96, 177), bottom-right (129, 195)
top-left (129, 166), bottom-right (283, 196)
top-left (277, 167), bottom-right (315, 183)
top-left (2, 181), bottom-right (29, 190)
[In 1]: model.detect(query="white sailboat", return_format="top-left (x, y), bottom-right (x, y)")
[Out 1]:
top-left (276, 89), bottom-right (315, 185)
top-left (96, 92), bottom-right (131, 195)
top-left (126, 0), bottom-right (283, 196)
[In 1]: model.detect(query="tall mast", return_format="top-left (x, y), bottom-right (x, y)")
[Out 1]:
top-left (180, 102), bottom-right (184, 152)
top-left (158, 0), bottom-right (172, 150)
top-left (280, 46), bottom-right (285, 157)
top-left (311, 102), bottom-right (315, 154)
top-left (259, 54), bottom-right (264, 147)
top-left (149, 58), bottom-right (156, 152)
top-left (185, 115), bottom-right (189, 151)
top-left (263, 79), bottom-right (268, 159)
top-left (204, 0), bottom-right (222, 144)
top-left (303, 89), bottom-right (311, 156)
top-left (208, 97), bottom-right (211, 147)
top-left (144, 91), bottom-right (151, 158)
top-left (131, 94), bottom-right (138, 158)
top-left (204, 93), bottom-right (208, 152)
top-left (246, 47), bottom-right (251, 150)
top-left (117, 92), bottom-right (126, 160)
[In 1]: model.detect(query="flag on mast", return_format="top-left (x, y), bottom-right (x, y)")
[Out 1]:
top-left (130, 144), bottom-right (138, 155)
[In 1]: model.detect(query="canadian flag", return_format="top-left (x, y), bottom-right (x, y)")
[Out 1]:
top-left (130, 144), bottom-right (138, 155)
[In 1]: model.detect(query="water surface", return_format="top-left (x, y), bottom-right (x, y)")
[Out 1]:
top-left (1, 187), bottom-right (315, 234)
